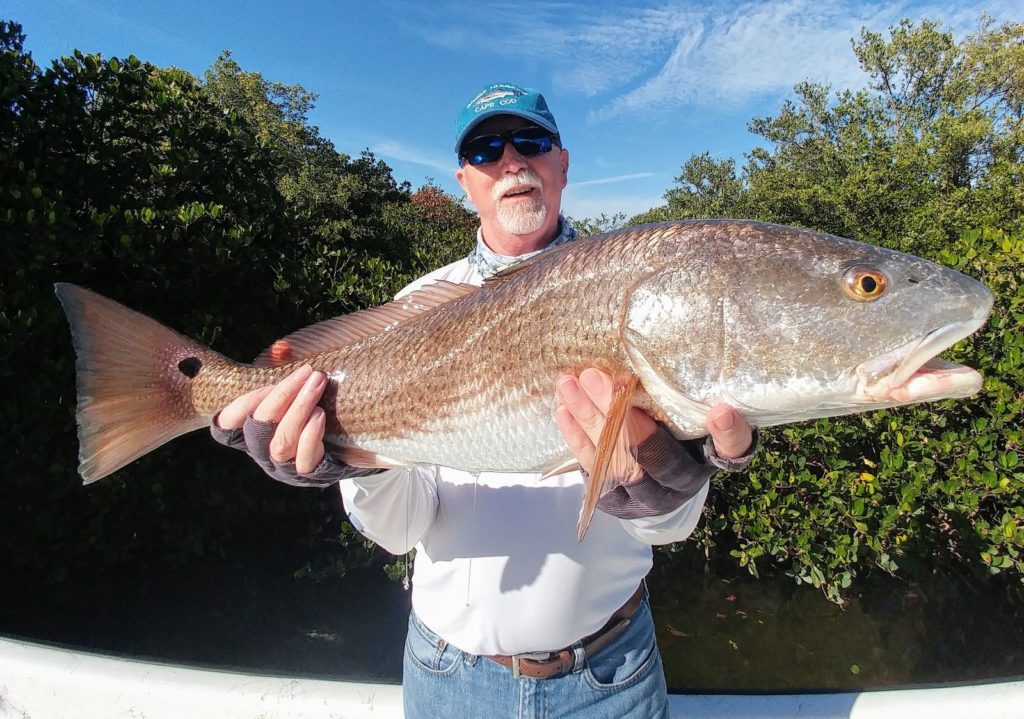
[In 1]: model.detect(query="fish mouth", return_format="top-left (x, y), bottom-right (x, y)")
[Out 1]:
top-left (857, 301), bottom-right (992, 404)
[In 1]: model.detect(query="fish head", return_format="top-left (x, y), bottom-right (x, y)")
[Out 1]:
top-left (623, 222), bottom-right (994, 430)
top-left (842, 254), bottom-right (992, 408)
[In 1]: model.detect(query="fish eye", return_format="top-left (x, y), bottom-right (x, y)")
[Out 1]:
top-left (843, 267), bottom-right (888, 302)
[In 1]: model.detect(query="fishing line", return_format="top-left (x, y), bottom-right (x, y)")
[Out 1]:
top-left (403, 475), bottom-right (410, 591)
top-left (466, 471), bottom-right (480, 606)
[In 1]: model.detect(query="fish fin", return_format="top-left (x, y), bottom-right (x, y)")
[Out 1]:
top-left (54, 284), bottom-right (222, 483)
top-left (334, 446), bottom-right (406, 470)
top-left (483, 240), bottom-right (580, 284)
top-left (540, 457), bottom-right (582, 480)
top-left (253, 281), bottom-right (478, 367)
top-left (261, 339), bottom-right (295, 366)
top-left (576, 374), bottom-right (644, 541)
top-left (479, 239), bottom-right (585, 290)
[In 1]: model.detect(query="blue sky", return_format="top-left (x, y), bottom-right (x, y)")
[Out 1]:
top-left (7, 0), bottom-right (1019, 221)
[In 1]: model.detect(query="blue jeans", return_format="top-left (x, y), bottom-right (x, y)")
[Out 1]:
top-left (402, 596), bottom-right (670, 719)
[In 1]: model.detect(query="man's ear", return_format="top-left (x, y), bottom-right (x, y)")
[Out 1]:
top-left (560, 148), bottom-right (570, 188)
top-left (455, 166), bottom-right (473, 204)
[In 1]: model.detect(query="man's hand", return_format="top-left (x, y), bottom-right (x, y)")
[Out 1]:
top-left (554, 368), bottom-right (754, 472)
top-left (704, 403), bottom-right (754, 459)
top-left (554, 369), bottom-right (656, 475)
top-left (215, 364), bottom-right (329, 474)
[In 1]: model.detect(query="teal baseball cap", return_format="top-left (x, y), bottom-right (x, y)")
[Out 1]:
top-left (454, 82), bottom-right (559, 154)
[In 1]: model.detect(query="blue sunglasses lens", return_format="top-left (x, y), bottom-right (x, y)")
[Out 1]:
top-left (462, 127), bottom-right (556, 166)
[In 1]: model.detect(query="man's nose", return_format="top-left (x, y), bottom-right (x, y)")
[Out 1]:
top-left (497, 141), bottom-right (529, 172)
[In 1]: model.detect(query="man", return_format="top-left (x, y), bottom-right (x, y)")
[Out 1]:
top-left (213, 83), bottom-right (755, 718)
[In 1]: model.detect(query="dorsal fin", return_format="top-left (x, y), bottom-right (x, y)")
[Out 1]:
top-left (482, 239), bottom-right (581, 286)
top-left (252, 281), bottom-right (478, 367)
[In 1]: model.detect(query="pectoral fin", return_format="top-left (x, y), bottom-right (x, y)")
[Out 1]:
top-left (334, 446), bottom-right (407, 470)
top-left (540, 457), bottom-right (582, 480)
top-left (577, 375), bottom-right (644, 541)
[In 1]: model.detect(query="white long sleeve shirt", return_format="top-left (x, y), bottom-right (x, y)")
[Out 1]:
top-left (338, 242), bottom-right (711, 656)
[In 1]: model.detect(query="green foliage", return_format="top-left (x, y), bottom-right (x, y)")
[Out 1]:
top-left (0, 21), bottom-right (473, 580)
top-left (653, 17), bottom-right (1023, 253)
top-left (567, 212), bottom-right (627, 237)
top-left (201, 53), bottom-right (463, 313)
top-left (664, 153), bottom-right (748, 220)
top-left (0, 21), bottom-right (293, 580)
top-left (3, 12), bottom-right (1019, 603)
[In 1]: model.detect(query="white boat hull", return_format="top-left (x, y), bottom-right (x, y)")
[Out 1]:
top-left (1, 635), bottom-right (1021, 718)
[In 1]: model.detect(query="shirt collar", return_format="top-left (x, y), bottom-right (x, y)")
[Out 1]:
top-left (467, 216), bottom-right (579, 278)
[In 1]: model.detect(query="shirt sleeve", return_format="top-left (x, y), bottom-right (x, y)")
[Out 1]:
top-left (338, 466), bottom-right (440, 555)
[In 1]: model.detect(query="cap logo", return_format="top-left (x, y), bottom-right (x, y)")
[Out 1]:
top-left (472, 89), bottom-right (518, 106)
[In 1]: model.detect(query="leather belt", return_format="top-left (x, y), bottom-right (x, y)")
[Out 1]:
top-left (486, 583), bottom-right (645, 680)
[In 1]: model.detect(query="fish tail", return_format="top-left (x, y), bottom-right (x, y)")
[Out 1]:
top-left (55, 283), bottom-right (228, 484)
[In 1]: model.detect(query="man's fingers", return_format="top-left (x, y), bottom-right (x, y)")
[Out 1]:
top-left (252, 364), bottom-right (313, 423)
top-left (295, 407), bottom-right (327, 474)
top-left (554, 404), bottom-right (596, 473)
top-left (578, 369), bottom-right (614, 414)
top-left (555, 373), bottom-right (607, 445)
top-left (555, 369), bottom-right (618, 475)
top-left (269, 370), bottom-right (327, 463)
top-left (706, 403), bottom-right (753, 459)
top-left (215, 385), bottom-right (275, 430)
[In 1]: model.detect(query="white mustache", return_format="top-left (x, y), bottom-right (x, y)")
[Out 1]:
top-left (492, 170), bottom-right (543, 202)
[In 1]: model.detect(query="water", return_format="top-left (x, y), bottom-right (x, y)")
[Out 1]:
top-left (2, 544), bottom-right (1021, 690)
top-left (1, 556), bottom-right (409, 682)
top-left (647, 553), bottom-right (1024, 691)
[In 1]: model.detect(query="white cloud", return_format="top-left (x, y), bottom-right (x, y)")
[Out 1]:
top-left (591, 0), bottom-right (1023, 120)
top-left (397, 2), bottom-right (698, 96)
top-left (399, 0), bottom-right (1019, 121)
top-left (568, 172), bottom-right (655, 189)
top-left (371, 139), bottom-right (453, 175)
top-left (592, 0), bottom-right (889, 121)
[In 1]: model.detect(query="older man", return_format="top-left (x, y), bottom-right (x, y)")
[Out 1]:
top-left (214, 83), bottom-right (755, 718)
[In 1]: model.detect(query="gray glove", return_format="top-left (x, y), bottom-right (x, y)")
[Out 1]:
top-left (211, 415), bottom-right (383, 487)
top-left (597, 427), bottom-right (758, 519)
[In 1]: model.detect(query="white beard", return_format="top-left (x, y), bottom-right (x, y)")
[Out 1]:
top-left (493, 170), bottom-right (547, 235)
top-left (497, 199), bottom-right (547, 235)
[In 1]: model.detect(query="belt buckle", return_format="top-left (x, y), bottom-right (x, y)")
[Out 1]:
top-left (511, 651), bottom-right (554, 679)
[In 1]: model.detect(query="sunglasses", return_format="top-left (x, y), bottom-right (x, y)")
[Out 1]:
top-left (459, 126), bottom-right (560, 166)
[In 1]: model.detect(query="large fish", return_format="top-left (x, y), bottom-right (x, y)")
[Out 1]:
top-left (56, 220), bottom-right (993, 539)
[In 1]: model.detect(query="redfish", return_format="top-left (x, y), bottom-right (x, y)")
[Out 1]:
top-left (56, 220), bottom-right (993, 539)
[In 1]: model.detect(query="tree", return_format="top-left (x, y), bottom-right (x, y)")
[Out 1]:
top-left (741, 17), bottom-right (1023, 251)
top-left (568, 212), bottom-right (627, 236)
top-left (664, 152), bottom-right (747, 219)
top-left (654, 17), bottom-right (1023, 251)
top-left (202, 53), bottom-right (440, 311)
top-left (0, 21), bottom-right (317, 577)
top-left (0, 23), bottom-right (477, 580)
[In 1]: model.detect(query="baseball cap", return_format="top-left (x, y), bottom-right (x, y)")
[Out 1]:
top-left (454, 83), bottom-right (559, 154)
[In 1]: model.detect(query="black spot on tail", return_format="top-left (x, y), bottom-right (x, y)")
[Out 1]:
top-left (178, 357), bottom-right (202, 378)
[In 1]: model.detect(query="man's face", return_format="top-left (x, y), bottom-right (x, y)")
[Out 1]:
top-left (455, 115), bottom-right (569, 253)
